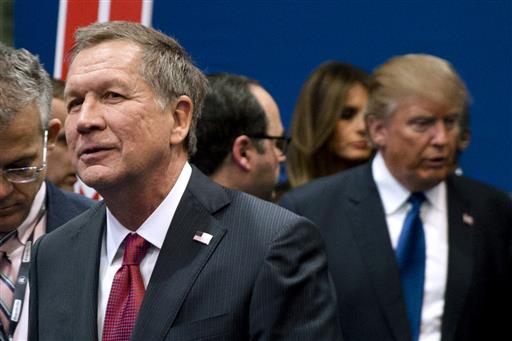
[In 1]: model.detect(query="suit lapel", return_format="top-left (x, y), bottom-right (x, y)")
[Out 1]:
top-left (346, 165), bottom-right (411, 341)
top-left (69, 203), bottom-right (105, 341)
top-left (440, 176), bottom-right (473, 341)
top-left (132, 168), bottom-right (229, 340)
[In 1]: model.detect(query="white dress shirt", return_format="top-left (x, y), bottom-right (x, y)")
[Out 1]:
top-left (97, 163), bottom-right (192, 339)
top-left (372, 153), bottom-right (448, 341)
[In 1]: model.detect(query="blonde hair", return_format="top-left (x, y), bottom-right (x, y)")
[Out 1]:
top-left (367, 54), bottom-right (469, 121)
top-left (287, 61), bottom-right (369, 187)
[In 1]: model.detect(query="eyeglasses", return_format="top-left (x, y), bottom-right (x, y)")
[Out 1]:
top-left (248, 134), bottom-right (291, 155)
top-left (2, 130), bottom-right (48, 184)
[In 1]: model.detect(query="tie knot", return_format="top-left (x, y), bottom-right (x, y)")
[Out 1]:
top-left (122, 234), bottom-right (149, 266)
top-left (408, 192), bottom-right (426, 209)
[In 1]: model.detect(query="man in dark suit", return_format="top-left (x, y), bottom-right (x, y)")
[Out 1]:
top-left (191, 73), bottom-right (289, 201)
top-left (281, 54), bottom-right (512, 341)
top-left (28, 21), bottom-right (341, 341)
top-left (0, 43), bottom-right (93, 341)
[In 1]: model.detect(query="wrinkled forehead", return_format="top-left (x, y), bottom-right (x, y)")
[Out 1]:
top-left (64, 41), bottom-right (144, 98)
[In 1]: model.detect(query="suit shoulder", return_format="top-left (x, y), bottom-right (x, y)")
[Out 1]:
top-left (227, 189), bottom-right (310, 224)
top-left (217, 189), bottom-right (322, 243)
top-left (450, 175), bottom-right (512, 205)
top-left (280, 164), bottom-right (367, 211)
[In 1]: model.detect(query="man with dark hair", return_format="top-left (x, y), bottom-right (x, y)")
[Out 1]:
top-left (0, 43), bottom-right (93, 341)
top-left (191, 73), bottom-right (288, 201)
top-left (281, 54), bottom-right (512, 341)
top-left (28, 22), bottom-right (341, 341)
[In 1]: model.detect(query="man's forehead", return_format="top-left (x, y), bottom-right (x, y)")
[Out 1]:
top-left (394, 97), bottom-right (463, 116)
top-left (64, 67), bottom-right (145, 105)
top-left (66, 41), bottom-right (142, 88)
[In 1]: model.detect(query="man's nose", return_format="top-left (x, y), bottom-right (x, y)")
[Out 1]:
top-left (76, 98), bottom-right (106, 134)
top-left (431, 121), bottom-right (449, 146)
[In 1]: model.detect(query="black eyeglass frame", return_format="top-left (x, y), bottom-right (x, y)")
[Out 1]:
top-left (247, 134), bottom-right (291, 155)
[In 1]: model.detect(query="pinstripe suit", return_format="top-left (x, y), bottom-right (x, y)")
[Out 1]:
top-left (29, 168), bottom-right (342, 340)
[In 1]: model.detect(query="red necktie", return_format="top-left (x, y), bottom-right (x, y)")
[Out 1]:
top-left (102, 233), bottom-right (149, 341)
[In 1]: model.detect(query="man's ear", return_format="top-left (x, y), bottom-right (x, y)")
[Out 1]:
top-left (46, 118), bottom-right (61, 151)
top-left (231, 135), bottom-right (253, 171)
top-left (170, 95), bottom-right (193, 145)
top-left (366, 114), bottom-right (387, 148)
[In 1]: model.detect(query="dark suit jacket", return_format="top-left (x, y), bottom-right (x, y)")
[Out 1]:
top-left (29, 168), bottom-right (341, 340)
top-left (280, 163), bottom-right (512, 341)
top-left (45, 181), bottom-right (95, 233)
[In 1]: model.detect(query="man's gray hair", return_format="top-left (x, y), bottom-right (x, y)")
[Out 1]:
top-left (0, 42), bottom-right (52, 130)
top-left (70, 21), bottom-right (208, 154)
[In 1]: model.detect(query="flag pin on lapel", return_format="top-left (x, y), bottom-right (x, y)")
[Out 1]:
top-left (193, 231), bottom-right (213, 245)
top-left (462, 212), bottom-right (474, 226)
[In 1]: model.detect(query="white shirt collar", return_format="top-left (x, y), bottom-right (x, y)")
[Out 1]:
top-left (105, 162), bottom-right (192, 265)
top-left (372, 152), bottom-right (446, 213)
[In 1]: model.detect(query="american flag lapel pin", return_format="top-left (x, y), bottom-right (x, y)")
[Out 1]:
top-left (193, 231), bottom-right (213, 245)
top-left (462, 212), bottom-right (474, 226)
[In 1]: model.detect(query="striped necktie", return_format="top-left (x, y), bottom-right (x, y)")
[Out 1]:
top-left (0, 235), bottom-right (19, 336)
top-left (103, 233), bottom-right (149, 341)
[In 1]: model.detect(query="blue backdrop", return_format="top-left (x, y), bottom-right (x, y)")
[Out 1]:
top-left (14, 0), bottom-right (512, 192)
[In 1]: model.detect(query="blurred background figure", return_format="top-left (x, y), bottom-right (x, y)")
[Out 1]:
top-left (45, 78), bottom-right (77, 191)
top-left (286, 61), bottom-right (373, 188)
top-left (191, 73), bottom-right (289, 201)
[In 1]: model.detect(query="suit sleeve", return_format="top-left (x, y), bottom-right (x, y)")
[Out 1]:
top-left (248, 215), bottom-right (342, 340)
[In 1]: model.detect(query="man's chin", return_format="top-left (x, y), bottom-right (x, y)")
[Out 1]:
top-left (78, 168), bottom-right (113, 190)
top-left (415, 171), bottom-right (449, 191)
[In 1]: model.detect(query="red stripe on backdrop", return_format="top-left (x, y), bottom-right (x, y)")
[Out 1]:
top-left (110, 0), bottom-right (142, 22)
top-left (62, 0), bottom-right (100, 79)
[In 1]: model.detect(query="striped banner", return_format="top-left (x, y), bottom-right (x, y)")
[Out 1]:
top-left (53, 0), bottom-right (153, 80)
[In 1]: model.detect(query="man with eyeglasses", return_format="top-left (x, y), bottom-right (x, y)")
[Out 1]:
top-left (191, 73), bottom-right (290, 201)
top-left (0, 43), bottom-right (93, 341)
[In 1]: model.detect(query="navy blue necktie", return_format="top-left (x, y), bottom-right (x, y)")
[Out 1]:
top-left (396, 192), bottom-right (426, 341)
